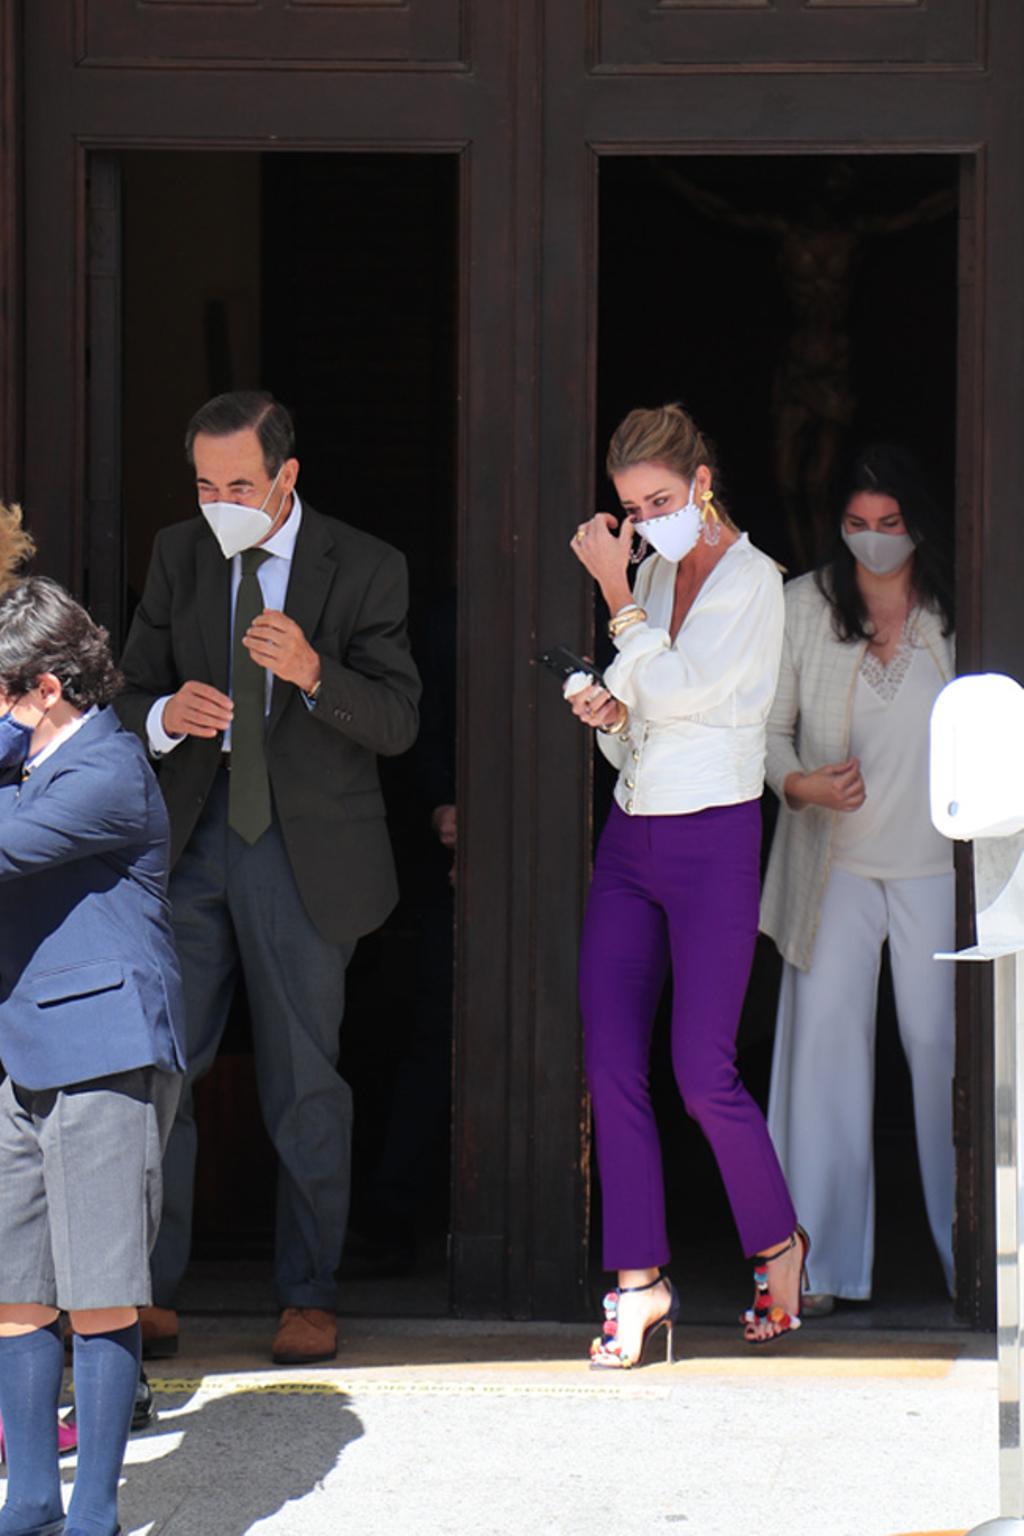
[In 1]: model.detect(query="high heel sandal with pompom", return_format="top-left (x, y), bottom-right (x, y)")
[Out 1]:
top-left (589, 1271), bottom-right (680, 1369)
top-left (741, 1225), bottom-right (810, 1345)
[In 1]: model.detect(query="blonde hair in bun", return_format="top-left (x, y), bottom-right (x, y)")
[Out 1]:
top-left (606, 403), bottom-right (737, 531)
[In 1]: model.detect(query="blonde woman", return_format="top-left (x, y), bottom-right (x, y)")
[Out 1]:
top-left (762, 445), bottom-right (955, 1312)
top-left (569, 404), bottom-right (807, 1362)
top-left (0, 505), bottom-right (36, 774)
top-left (0, 504), bottom-right (33, 594)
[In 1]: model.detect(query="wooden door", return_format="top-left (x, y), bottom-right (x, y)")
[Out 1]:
top-left (3, 0), bottom-right (1021, 1324)
top-left (533, 0), bottom-right (1013, 1328)
top-left (4, 0), bottom-right (583, 1319)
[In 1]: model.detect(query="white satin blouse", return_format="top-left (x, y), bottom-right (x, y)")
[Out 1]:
top-left (598, 533), bottom-right (785, 816)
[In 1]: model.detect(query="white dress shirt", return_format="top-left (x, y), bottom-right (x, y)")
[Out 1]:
top-left (597, 533), bottom-right (785, 816)
top-left (22, 705), bottom-right (99, 776)
top-left (146, 495), bottom-right (304, 756)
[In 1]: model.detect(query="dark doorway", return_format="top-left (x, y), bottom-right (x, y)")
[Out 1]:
top-left (119, 150), bottom-right (459, 1314)
top-left (594, 154), bottom-right (960, 1324)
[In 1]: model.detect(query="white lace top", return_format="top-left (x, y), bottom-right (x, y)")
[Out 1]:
top-left (831, 617), bottom-right (953, 879)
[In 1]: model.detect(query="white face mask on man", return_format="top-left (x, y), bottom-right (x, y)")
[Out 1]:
top-left (200, 465), bottom-right (286, 560)
top-left (841, 527), bottom-right (916, 576)
top-left (632, 480), bottom-right (703, 564)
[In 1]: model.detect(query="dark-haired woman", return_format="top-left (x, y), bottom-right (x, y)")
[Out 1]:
top-left (0, 576), bottom-right (184, 1536)
top-left (762, 446), bottom-right (955, 1312)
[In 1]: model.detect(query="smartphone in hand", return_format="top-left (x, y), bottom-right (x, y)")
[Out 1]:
top-left (537, 645), bottom-right (605, 689)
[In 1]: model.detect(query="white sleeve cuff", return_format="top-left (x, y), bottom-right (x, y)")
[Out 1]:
top-left (146, 696), bottom-right (184, 757)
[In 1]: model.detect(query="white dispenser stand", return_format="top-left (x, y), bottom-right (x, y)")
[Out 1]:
top-left (931, 674), bottom-right (1024, 1534)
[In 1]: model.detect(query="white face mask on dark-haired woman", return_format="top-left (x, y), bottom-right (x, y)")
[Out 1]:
top-left (841, 527), bottom-right (916, 576)
top-left (200, 465), bottom-right (284, 560)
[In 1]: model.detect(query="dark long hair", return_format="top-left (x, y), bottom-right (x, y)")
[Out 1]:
top-left (814, 444), bottom-right (954, 642)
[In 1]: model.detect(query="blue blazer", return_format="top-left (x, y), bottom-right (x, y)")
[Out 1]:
top-left (0, 707), bottom-right (186, 1091)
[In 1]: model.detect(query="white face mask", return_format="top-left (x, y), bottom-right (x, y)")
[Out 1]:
top-left (633, 481), bottom-right (702, 564)
top-left (200, 465), bottom-right (286, 560)
top-left (841, 527), bottom-right (916, 576)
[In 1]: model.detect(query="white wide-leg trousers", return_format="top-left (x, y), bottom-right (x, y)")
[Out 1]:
top-left (767, 866), bottom-right (955, 1300)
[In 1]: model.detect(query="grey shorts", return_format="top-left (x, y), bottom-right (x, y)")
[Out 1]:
top-left (0, 1067), bottom-right (181, 1312)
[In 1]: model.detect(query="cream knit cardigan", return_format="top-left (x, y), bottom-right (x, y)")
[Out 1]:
top-left (759, 570), bottom-right (954, 972)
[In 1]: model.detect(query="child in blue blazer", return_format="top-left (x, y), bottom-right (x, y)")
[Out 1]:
top-left (0, 575), bottom-right (185, 1536)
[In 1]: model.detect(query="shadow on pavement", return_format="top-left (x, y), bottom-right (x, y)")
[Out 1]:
top-left (63, 1385), bottom-right (363, 1536)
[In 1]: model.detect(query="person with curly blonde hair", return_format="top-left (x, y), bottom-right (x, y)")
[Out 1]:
top-left (0, 504), bottom-right (34, 595)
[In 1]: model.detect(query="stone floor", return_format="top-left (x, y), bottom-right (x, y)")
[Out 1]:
top-left (13, 1311), bottom-right (998, 1536)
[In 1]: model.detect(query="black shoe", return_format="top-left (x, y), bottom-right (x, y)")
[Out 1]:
top-left (132, 1368), bottom-right (156, 1432)
top-left (65, 1368), bottom-right (155, 1439)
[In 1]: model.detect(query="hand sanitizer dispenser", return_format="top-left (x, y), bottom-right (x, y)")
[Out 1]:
top-left (931, 673), bottom-right (1024, 842)
top-left (930, 673), bottom-right (1024, 1534)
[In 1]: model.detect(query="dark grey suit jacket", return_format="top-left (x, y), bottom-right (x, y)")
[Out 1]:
top-left (116, 504), bottom-right (421, 943)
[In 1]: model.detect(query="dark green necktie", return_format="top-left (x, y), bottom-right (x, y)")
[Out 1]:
top-left (228, 547), bottom-right (272, 844)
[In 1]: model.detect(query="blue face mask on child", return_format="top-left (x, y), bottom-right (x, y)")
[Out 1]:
top-left (0, 711), bottom-right (34, 767)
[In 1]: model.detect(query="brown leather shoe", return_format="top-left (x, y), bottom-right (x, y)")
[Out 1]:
top-left (139, 1305), bottom-right (179, 1360)
top-left (272, 1306), bottom-right (338, 1364)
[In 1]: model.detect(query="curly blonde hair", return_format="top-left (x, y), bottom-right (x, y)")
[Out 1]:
top-left (0, 503), bottom-right (35, 595)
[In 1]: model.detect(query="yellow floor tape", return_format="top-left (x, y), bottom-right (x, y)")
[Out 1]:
top-left (147, 1374), bottom-right (669, 1399)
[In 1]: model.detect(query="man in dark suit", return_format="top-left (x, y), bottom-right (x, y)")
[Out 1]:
top-left (117, 390), bottom-right (420, 1363)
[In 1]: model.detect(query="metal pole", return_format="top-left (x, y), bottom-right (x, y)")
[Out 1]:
top-left (968, 950), bottom-right (1024, 1535)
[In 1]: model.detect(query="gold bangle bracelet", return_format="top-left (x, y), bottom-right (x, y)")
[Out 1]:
top-left (608, 603), bottom-right (644, 630)
top-left (608, 608), bottom-right (646, 640)
top-left (599, 707), bottom-right (628, 736)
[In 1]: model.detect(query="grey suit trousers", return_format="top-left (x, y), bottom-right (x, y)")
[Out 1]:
top-left (151, 767), bottom-right (354, 1310)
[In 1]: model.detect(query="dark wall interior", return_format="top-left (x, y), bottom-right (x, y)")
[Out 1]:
top-left (594, 155), bottom-right (959, 1304)
top-left (121, 151), bottom-right (458, 1263)
top-left (598, 154), bottom-right (958, 570)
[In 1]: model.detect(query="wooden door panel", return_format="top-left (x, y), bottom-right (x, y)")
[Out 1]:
top-left (77, 0), bottom-right (464, 67)
top-left (593, 0), bottom-right (984, 69)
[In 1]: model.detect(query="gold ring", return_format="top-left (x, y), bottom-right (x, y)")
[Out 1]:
top-left (575, 525), bottom-right (587, 542)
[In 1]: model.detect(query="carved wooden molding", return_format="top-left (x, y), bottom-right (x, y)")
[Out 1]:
top-left (591, 0), bottom-right (985, 71)
top-left (0, 0), bottom-right (22, 499)
top-left (76, 0), bottom-right (464, 68)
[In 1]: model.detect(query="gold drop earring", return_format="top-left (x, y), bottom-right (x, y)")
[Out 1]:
top-left (700, 489), bottom-right (722, 547)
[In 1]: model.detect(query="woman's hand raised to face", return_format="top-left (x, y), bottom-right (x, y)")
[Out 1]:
top-left (784, 758), bottom-right (866, 813)
top-left (570, 514), bottom-right (635, 616)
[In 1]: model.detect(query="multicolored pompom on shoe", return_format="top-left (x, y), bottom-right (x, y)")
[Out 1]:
top-left (741, 1225), bottom-right (811, 1345)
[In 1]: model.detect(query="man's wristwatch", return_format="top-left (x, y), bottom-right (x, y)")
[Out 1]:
top-left (303, 677), bottom-right (323, 704)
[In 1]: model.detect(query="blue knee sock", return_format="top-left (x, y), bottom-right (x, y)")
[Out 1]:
top-left (64, 1324), bottom-right (140, 1536)
top-left (0, 1320), bottom-right (65, 1536)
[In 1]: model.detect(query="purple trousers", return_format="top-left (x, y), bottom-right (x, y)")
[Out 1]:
top-left (580, 800), bottom-right (797, 1270)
